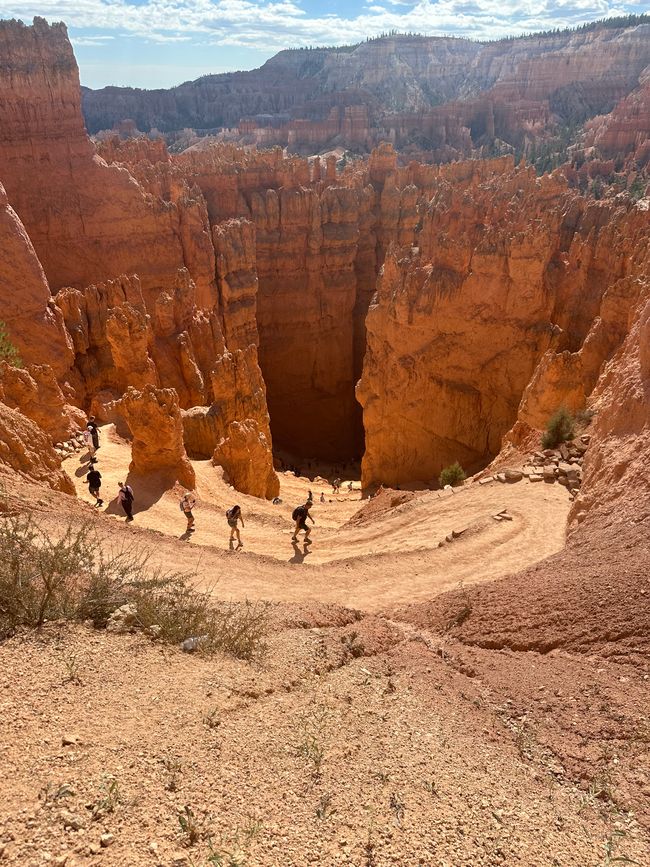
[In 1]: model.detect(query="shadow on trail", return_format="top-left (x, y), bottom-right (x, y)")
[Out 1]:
top-left (289, 541), bottom-right (311, 564)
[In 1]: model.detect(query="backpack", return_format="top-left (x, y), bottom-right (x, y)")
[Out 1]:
top-left (123, 486), bottom-right (134, 503)
top-left (226, 507), bottom-right (235, 519)
top-left (292, 506), bottom-right (307, 521)
top-left (180, 500), bottom-right (185, 512)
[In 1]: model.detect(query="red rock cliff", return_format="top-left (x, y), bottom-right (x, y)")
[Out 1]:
top-left (358, 158), bottom-right (650, 488)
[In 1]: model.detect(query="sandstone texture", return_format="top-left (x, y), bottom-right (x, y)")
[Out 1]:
top-left (120, 385), bottom-right (195, 489)
top-left (0, 362), bottom-right (83, 443)
top-left (0, 183), bottom-right (72, 375)
top-left (359, 158), bottom-right (650, 488)
top-left (213, 418), bottom-right (280, 500)
top-left (0, 402), bottom-right (74, 494)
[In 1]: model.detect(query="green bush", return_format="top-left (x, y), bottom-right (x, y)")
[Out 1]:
top-left (541, 407), bottom-right (575, 449)
top-left (0, 515), bottom-right (268, 659)
top-left (438, 462), bottom-right (466, 488)
top-left (0, 321), bottom-right (23, 367)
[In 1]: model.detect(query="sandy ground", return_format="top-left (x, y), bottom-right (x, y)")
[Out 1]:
top-left (1, 429), bottom-right (648, 866)
top-left (61, 426), bottom-right (571, 611)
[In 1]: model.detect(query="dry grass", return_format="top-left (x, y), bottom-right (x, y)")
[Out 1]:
top-left (0, 515), bottom-right (269, 660)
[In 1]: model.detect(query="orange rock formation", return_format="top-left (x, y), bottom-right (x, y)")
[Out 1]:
top-left (120, 385), bottom-right (195, 489)
top-left (359, 158), bottom-right (650, 488)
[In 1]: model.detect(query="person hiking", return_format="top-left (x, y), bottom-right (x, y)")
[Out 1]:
top-left (291, 500), bottom-right (314, 544)
top-left (180, 492), bottom-right (196, 532)
top-left (86, 417), bottom-right (100, 452)
top-left (226, 504), bottom-right (244, 548)
top-left (118, 481), bottom-right (134, 522)
top-left (320, 492), bottom-right (325, 503)
top-left (332, 478), bottom-right (341, 494)
top-left (82, 427), bottom-right (95, 459)
top-left (86, 466), bottom-right (103, 507)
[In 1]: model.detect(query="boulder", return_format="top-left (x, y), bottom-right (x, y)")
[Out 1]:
top-left (504, 469), bottom-right (523, 482)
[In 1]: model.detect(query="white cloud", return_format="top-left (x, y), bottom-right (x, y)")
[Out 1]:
top-left (71, 34), bottom-right (114, 45)
top-left (0, 0), bottom-right (642, 52)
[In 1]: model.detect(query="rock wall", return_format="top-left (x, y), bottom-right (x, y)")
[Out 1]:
top-left (0, 183), bottom-right (72, 376)
top-left (0, 402), bottom-right (75, 494)
top-left (0, 20), bottom-right (279, 498)
top-left (569, 279), bottom-right (650, 530)
top-left (166, 143), bottom-right (433, 461)
top-left (359, 159), bottom-right (650, 488)
top-left (0, 18), bottom-right (217, 303)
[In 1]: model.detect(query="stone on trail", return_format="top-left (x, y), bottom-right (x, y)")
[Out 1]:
top-left (106, 603), bottom-right (138, 634)
top-left (529, 473), bottom-right (544, 482)
top-left (452, 527), bottom-right (468, 538)
top-left (479, 476), bottom-right (494, 485)
top-left (504, 469), bottom-right (523, 482)
top-left (496, 473), bottom-right (507, 483)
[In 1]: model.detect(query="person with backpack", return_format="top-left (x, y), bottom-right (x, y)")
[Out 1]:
top-left (291, 500), bottom-right (315, 544)
top-left (180, 492), bottom-right (196, 532)
top-left (117, 481), bottom-right (134, 522)
top-left (226, 504), bottom-right (244, 548)
top-left (86, 466), bottom-right (103, 507)
top-left (86, 416), bottom-right (100, 452)
top-left (332, 478), bottom-right (341, 494)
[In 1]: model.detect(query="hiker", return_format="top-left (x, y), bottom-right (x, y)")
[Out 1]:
top-left (226, 504), bottom-right (244, 548)
top-left (118, 481), bottom-right (134, 522)
top-left (307, 489), bottom-right (313, 502)
top-left (86, 466), bottom-right (103, 507)
top-left (332, 478), bottom-right (341, 494)
top-left (82, 427), bottom-right (95, 459)
top-left (86, 416), bottom-right (100, 452)
top-left (348, 481), bottom-right (353, 492)
top-left (180, 492), bottom-right (196, 532)
top-left (291, 500), bottom-right (315, 544)
top-left (320, 492), bottom-right (325, 503)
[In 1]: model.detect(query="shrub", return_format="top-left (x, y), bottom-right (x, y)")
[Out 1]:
top-left (438, 462), bottom-right (466, 488)
top-left (541, 407), bottom-right (575, 449)
top-left (0, 515), bottom-right (268, 659)
top-left (0, 321), bottom-right (22, 367)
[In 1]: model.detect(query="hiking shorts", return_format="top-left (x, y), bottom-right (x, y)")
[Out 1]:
top-left (227, 518), bottom-right (238, 528)
top-left (296, 519), bottom-right (308, 531)
top-left (89, 486), bottom-right (100, 497)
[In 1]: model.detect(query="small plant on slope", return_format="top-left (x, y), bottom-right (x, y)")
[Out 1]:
top-left (0, 321), bottom-right (22, 367)
top-left (438, 461), bottom-right (466, 488)
top-left (541, 407), bottom-right (575, 449)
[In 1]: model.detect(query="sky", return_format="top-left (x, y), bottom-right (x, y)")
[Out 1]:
top-left (1, 0), bottom-right (647, 89)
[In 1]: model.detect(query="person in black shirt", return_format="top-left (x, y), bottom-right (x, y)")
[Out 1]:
top-left (86, 467), bottom-right (103, 507)
top-left (291, 501), bottom-right (314, 544)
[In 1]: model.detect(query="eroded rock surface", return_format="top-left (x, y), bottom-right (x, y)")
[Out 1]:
top-left (120, 385), bottom-right (195, 489)
top-left (213, 419), bottom-right (280, 500)
top-left (0, 402), bottom-right (74, 494)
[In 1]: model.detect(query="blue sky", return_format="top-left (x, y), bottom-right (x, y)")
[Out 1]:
top-left (2, 1), bottom-right (647, 89)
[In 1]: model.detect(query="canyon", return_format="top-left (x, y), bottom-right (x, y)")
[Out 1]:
top-left (82, 20), bottom-right (650, 166)
top-left (0, 16), bottom-right (648, 867)
top-left (1, 18), bottom-right (649, 488)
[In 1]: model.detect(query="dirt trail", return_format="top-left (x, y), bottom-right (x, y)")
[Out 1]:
top-left (63, 425), bottom-right (571, 611)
